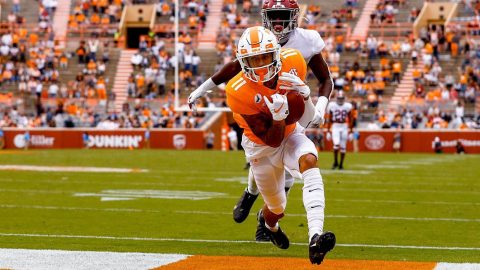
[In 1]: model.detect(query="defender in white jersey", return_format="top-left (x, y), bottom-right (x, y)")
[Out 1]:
top-left (327, 91), bottom-right (353, 170)
top-left (188, 0), bottom-right (335, 264)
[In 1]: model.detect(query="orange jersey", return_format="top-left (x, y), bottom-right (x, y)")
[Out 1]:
top-left (226, 48), bottom-right (307, 146)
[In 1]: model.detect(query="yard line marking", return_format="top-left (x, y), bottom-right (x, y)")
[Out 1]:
top-left (320, 169), bottom-right (373, 175)
top-left (353, 164), bottom-right (411, 169)
top-left (328, 180), bottom-right (478, 187)
top-left (330, 187), bottom-right (480, 195)
top-left (0, 165), bottom-right (148, 173)
top-left (0, 233), bottom-right (479, 251)
top-left (0, 248), bottom-right (188, 270)
top-left (175, 210), bottom-right (480, 222)
top-left (0, 204), bottom-right (164, 213)
top-left (0, 178), bottom-right (216, 188)
top-left (0, 176), bottom-right (475, 189)
top-left (331, 199), bottom-right (480, 206)
top-left (74, 190), bottom-right (228, 201)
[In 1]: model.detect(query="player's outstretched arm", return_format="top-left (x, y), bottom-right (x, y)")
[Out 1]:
top-left (211, 60), bottom-right (242, 85)
top-left (188, 61), bottom-right (242, 110)
top-left (308, 53), bottom-right (334, 126)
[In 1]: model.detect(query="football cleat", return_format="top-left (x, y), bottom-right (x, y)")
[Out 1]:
top-left (309, 231), bottom-right (336, 265)
top-left (331, 163), bottom-right (338, 170)
top-left (233, 189), bottom-right (258, 223)
top-left (257, 210), bottom-right (290, 249)
top-left (338, 165), bottom-right (344, 170)
top-left (255, 210), bottom-right (271, 242)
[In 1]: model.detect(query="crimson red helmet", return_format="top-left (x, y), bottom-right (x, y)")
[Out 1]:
top-left (261, 0), bottom-right (300, 44)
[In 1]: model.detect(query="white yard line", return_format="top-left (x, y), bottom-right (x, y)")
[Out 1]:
top-left (0, 177), bottom-right (216, 188)
top-left (327, 180), bottom-right (477, 187)
top-left (0, 204), bottom-right (164, 213)
top-left (330, 187), bottom-right (480, 195)
top-left (73, 190), bottom-right (228, 201)
top-left (175, 210), bottom-right (480, 223)
top-left (331, 198), bottom-right (480, 206)
top-left (0, 248), bottom-right (188, 270)
top-left (0, 233), bottom-right (479, 251)
top-left (0, 165), bottom-right (148, 173)
top-left (353, 164), bottom-right (411, 169)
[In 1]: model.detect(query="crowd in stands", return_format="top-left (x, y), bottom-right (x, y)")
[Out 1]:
top-left (0, 0), bottom-right (477, 130)
top-left (0, 100), bottom-right (205, 128)
top-left (308, 0), bottom-right (360, 29)
top-left (155, 0), bottom-right (209, 33)
top-left (127, 35), bottom-right (204, 99)
top-left (360, 23), bottom-right (480, 130)
top-left (68, 0), bottom-right (124, 37)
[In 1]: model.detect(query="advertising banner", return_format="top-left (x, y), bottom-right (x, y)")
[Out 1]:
top-left (3, 129), bottom-right (206, 150)
top-left (2, 129), bottom-right (479, 153)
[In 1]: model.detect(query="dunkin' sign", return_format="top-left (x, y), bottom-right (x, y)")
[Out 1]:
top-left (87, 135), bottom-right (143, 148)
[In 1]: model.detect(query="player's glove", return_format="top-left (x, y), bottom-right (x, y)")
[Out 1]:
top-left (264, 94), bottom-right (289, 121)
top-left (311, 96), bottom-right (329, 126)
top-left (187, 78), bottom-right (216, 111)
top-left (278, 72), bottom-right (310, 98)
top-left (326, 132), bottom-right (332, 141)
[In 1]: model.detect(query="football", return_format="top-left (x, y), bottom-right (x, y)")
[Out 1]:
top-left (285, 91), bottom-right (305, 125)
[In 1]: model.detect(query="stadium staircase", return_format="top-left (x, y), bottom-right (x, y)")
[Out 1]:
top-left (350, 0), bottom-right (379, 41)
top-left (110, 49), bottom-right (136, 113)
top-left (389, 58), bottom-right (423, 109)
top-left (197, 0), bottom-right (223, 49)
top-left (52, 0), bottom-right (71, 48)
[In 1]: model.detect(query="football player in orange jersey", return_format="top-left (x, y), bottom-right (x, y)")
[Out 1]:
top-left (225, 26), bottom-right (335, 264)
top-left (188, 0), bottom-right (333, 246)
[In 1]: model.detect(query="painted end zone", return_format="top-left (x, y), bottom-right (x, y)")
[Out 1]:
top-left (155, 256), bottom-right (437, 270)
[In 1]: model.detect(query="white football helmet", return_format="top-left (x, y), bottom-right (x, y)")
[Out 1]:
top-left (236, 26), bottom-right (282, 83)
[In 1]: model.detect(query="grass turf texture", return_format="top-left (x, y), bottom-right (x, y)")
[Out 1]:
top-left (0, 150), bottom-right (478, 263)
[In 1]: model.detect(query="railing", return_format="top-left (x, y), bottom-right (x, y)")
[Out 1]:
top-left (445, 21), bottom-right (480, 39)
top-left (368, 22), bottom-right (414, 40)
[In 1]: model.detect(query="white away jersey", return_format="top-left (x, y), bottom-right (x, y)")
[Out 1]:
top-left (327, 102), bottom-right (353, 124)
top-left (283, 28), bottom-right (325, 63)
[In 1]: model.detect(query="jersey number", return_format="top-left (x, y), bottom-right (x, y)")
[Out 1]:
top-left (333, 110), bottom-right (348, 123)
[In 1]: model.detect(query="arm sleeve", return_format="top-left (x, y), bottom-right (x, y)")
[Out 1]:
top-left (310, 30), bottom-right (325, 55)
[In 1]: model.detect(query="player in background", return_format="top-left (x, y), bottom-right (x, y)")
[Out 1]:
top-left (326, 91), bottom-right (353, 170)
top-left (225, 26), bottom-right (335, 264)
top-left (188, 0), bottom-right (334, 239)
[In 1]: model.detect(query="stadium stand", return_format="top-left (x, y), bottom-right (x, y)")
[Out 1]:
top-left (0, 0), bottom-right (477, 130)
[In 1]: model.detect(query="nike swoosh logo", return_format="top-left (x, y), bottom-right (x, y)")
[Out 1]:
top-left (274, 103), bottom-right (284, 114)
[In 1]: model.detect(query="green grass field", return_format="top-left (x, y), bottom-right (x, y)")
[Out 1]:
top-left (0, 150), bottom-right (479, 263)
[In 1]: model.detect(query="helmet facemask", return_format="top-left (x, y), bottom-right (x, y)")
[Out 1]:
top-left (262, 8), bottom-right (299, 44)
top-left (238, 48), bottom-right (281, 83)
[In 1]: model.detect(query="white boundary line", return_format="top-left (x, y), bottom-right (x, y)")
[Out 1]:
top-left (331, 198), bottom-right (480, 206)
top-left (0, 165), bottom-right (148, 173)
top-left (1, 187), bottom-right (479, 196)
top-left (0, 233), bottom-right (479, 251)
top-left (1, 201), bottom-right (478, 218)
top-left (329, 187), bottom-right (480, 195)
top-left (174, 210), bottom-right (480, 223)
